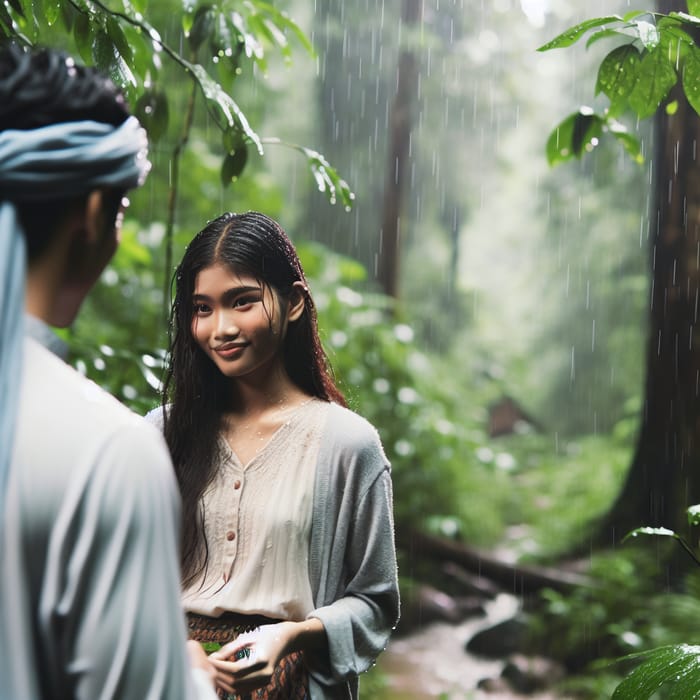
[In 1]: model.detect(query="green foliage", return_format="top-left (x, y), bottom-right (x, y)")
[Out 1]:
top-left (612, 645), bottom-right (700, 699)
top-left (498, 432), bottom-right (631, 558)
top-left (583, 507), bottom-right (700, 698)
top-left (530, 549), bottom-right (661, 664)
top-left (539, 8), bottom-right (700, 164)
top-left (299, 241), bottom-right (509, 541)
top-left (0, 0), bottom-right (351, 207)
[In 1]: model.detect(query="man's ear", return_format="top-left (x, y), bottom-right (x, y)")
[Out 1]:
top-left (83, 189), bottom-right (105, 242)
top-left (288, 281), bottom-right (307, 322)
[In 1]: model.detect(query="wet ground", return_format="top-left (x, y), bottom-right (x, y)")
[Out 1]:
top-left (378, 594), bottom-right (571, 699)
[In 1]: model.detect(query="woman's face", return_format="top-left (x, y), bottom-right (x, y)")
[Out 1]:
top-left (190, 262), bottom-right (289, 382)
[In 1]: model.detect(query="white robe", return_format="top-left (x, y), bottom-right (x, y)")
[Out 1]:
top-left (0, 328), bottom-right (215, 700)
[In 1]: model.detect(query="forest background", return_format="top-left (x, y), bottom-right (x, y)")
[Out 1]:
top-left (3, 0), bottom-right (688, 696)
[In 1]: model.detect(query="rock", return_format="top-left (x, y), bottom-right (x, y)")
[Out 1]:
top-left (501, 654), bottom-right (566, 694)
top-left (476, 676), bottom-right (513, 693)
top-left (466, 616), bottom-right (529, 658)
top-left (395, 584), bottom-right (465, 635)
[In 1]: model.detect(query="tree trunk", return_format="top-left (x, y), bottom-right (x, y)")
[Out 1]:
top-left (378, 0), bottom-right (420, 298)
top-left (597, 0), bottom-right (700, 545)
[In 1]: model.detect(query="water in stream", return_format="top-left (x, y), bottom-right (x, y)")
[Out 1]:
top-left (377, 593), bottom-right (569, 699)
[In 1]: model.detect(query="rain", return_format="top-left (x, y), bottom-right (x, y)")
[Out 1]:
top-left (5, 0), bottom-right (700, 697)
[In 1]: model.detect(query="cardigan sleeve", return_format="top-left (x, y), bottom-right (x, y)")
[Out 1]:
top-left (305, 408), bottom-right (400, 688)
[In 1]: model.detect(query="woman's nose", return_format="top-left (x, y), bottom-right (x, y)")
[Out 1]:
top-left (214, 310), bottom-right (239, 338)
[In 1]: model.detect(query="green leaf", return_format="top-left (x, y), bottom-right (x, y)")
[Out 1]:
top-left (5, 0), bottom-right (25, 19)
top-left (623, 526), bottom-right (677, 541)
top-left (221, 144), bottom-right (249, 185)
top-left (107, 16), bottom-right (133, 64)
top-left (73, 11), bottom-right (93, 64)
top-left (586, 28), bottom-right (630, 49)
top-left (656, 19), bottom-right (694, 53)
top-left (60, 1), bottom-right (76, 31)
top-left (0, 5), bottom-right (13, 36)
top-left (188, 4), bottom-right (215, 53)
top-left (230, 10), bottom-right (264, 64)
top-left (623, 525), bottom-right (700, 565)
top-left (545, 109), bottom-right (605, 165)
top-left (188, 63), bottom-right (263, 154)
top-left (595, 44), bottom-right (641, 118)
top-left (687, 504), bottom-right (700, 527)
top-left (210, 13), bottom-right (232, 59)
top-left (253, 1), bottom-right (316, 58)
top-left (689, 0), bottom-right (700, 18)
top-left (628, 46), bottom-right (677, 119)
top-left (546, 114), bottom-right (576, 165)
top-left (571, 111), bottom-right (603, 156)
top-left (92, 29), bottom-right (116, 74)
top-left (611, 132), bottom-right (643, 163)
top-left (609, 126), bottom-right (643, 164)
top-left (682, 44), bottom-right (700, 117)
top-left (135, 90), bottom-right (169, 142)
top-left (299, 145), bottom-right (354, 208)
top-left (537, 15), bottom-right (624, 52)
top-left (261, 137), bottom-right (353, 208)
top-left (612, 645), bottom-right (700, 699)
top-left (201, 641), bottom-right (221, 653)
top-left (41, 0), bottom-right (60, 27)
top-left (129, 0), bottom-right (147, 15)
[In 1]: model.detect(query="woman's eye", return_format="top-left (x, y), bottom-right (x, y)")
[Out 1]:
top-left (193, 303), bottom-right (211, 315)
top-left (233, 296), bottom-right (257, 308)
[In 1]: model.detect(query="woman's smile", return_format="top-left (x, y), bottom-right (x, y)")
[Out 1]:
top-left (213, 342), bottom-right (249, 359)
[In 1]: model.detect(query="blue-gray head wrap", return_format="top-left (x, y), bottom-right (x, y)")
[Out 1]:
top-left (0, 116), bottom-right (150, 517)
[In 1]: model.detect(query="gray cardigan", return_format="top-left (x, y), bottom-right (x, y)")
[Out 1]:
top-left (305, 402), bottom-right (400, 699)
top-left (146, 402), bottom-right (400, 699)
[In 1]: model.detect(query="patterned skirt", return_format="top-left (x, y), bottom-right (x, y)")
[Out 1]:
top-left (187, 611), bottom-right (309, 700)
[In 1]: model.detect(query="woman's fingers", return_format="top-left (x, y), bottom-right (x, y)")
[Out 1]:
top-left (215, 672), bottom-right (235, 695)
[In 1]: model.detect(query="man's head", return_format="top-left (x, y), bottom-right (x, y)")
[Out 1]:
top-left (0, 43), bottom-right (150, 326)
top-left (0, 43), bottom-right (151, 520)
top-left (0, 44), bottom-right (131, 261)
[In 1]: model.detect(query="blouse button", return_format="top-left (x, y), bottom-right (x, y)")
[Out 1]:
top-left (226, 530), bottom-right (236, 541)
top-left (234, 480), bottom-right (241, 489)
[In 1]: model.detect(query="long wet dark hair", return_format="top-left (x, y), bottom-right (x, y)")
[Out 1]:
top-left (162, 211), bottom-right (346, 585)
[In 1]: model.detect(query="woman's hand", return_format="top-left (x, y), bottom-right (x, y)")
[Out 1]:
top-left (208, 618), bottom-right (325, 695)
top-left (208, 622), bottom-right (295, 695)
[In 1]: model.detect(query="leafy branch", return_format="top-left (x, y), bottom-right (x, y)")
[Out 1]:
top-left (0, 0), bottom-right (355, 321)
top-left (609, 504), bottom-right (700, 698)
top-left (539, 3), bottom-right (700, 164)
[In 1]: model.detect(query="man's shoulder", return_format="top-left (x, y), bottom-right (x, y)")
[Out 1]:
top-left (23, 336), bottom-right (142, 427)
top-left (18, 338), bottom-right (166, 466)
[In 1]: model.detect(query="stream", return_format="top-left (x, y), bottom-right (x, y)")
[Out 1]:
top-left (377, 593), bottom-right (569, 699)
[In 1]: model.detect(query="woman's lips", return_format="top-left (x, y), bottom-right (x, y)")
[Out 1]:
top-left (213, 343), bottom-right (247, 358)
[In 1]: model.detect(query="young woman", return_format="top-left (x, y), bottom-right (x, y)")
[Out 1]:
top-left (148, 211), bottom-right (399, 699)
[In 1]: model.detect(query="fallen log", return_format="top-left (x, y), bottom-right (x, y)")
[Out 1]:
top-left (397, 528), bottom-right (594, 594)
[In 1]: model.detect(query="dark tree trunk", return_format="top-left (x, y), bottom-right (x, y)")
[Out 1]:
top-left (597, 0), bottom-right (700, 545)
top-left (378, 0), bottom-right (420, 298)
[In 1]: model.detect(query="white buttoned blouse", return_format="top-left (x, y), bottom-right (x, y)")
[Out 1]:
top-left (180, 399), bottom-right (329, 620)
